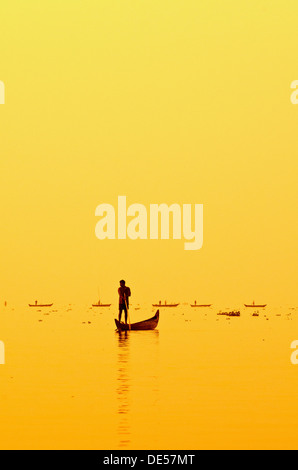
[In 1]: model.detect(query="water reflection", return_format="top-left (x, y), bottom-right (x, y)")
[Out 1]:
top-left (116, 330), bottom-right (160, 448)
top-left (116, 331), bottom-right (131, 448)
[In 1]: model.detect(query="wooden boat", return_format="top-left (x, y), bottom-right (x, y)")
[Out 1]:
top-left (115, 310), bottom-right (159, 331)
top-left (191, 302), bottom-right (212, 307)
top-left (152, 301), bottom-right (179, 307)
top-left (92, 300), bottom-right (111, 307)
top-left (29, 303), bottom-right (53, 308)
top-left (244, 302), bottom-right (266, 308)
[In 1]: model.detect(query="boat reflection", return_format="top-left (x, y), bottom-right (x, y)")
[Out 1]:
top-left (116, 331), bottom-right (131, 448)
top-left (115, 330), bottom-right (159, 448)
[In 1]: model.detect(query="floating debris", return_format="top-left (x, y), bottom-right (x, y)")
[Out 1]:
top-left (217, 310), bottom-right (240, 317)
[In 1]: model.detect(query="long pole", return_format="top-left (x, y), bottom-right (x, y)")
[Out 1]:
top-left (124, 296), bottom-right (131, 330)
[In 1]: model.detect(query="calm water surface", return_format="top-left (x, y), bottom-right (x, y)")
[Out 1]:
top-left (0, 303), bottom-right (298, 449)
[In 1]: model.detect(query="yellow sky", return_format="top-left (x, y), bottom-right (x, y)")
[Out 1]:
top-left (0, 0), bottom-right (297, 305)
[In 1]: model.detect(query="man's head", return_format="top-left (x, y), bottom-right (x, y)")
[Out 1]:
top-left (120, 280), bottom-right (126, 287)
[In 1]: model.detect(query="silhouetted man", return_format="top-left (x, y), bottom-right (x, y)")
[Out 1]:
top-left (118, 280), bottom-right (131, 324)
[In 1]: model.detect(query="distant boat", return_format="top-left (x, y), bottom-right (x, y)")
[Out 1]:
top-left (152, 301), bottom-right (179, 307)
top-left (244, 301), bottom-right (267, 308)
top-left (115, 310), bottom-right (159, 331)
top-left (92, 299), bottom-right (111, 307)
top-left (29, 301), bottom-right (53, 308)
top-left (191, 301), bottom-right (212, 307)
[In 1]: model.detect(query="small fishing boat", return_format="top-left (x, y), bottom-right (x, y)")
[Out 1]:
top-left (115, 310), bottom-right (159, 331)
top-left (29, 302), bottom-right (53, 308)
top-left (244, 302), bottom-right (267, 308)
top-left (152, 301), bottom-right (179, 307)
top-left (92, 300), bottom-right (111, 307)
top-left (191, 301), bottom-right (212, 307)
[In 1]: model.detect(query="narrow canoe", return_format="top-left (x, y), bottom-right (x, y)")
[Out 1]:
top-left (244, 304), bottom-right (267, 308)
top-left (115, 310), bottom-right (159, 331)
top-left (191, 304), bottom-right (212, 307)
top-left (29, 304), bottom-right (53, 308)
top-left (152, 303), bottom-right (179, 307)
top-left (92, 303), bottom-right (111, 307)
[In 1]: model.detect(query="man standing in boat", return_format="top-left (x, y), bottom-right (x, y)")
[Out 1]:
top-left (118, 279), bottom-right (131, 324)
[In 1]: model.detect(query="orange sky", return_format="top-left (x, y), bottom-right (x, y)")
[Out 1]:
top-left (0, 0), bottom-right (297, 306)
